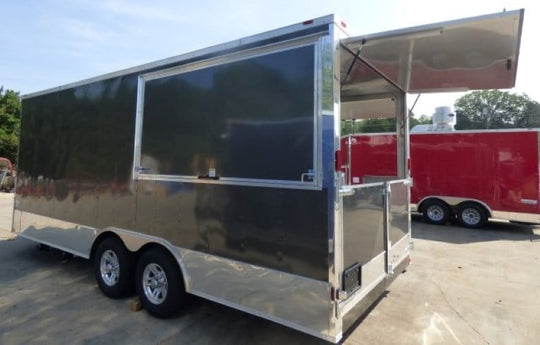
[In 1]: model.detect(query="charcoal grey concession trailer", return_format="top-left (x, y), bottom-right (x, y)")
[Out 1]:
top-left (13, 10), bottom-right (523, 342)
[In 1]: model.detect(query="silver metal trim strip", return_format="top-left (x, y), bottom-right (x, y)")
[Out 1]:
top-left (15, 210), bottom-right (98, 257)
top-left (491, 210), bottom-right (540, 224)
top-left (135, 174), bottom-right (322, 191)
top-left (314, 39), bottom-right (323, 188)
top-left (132, 76), bottom-right (146, 181)
top-left (343, 178), bottom-right (411, 190)
top-left (383, 182), bottom-right (391, 275)
top-left (345, 181), bottom-right (385, 189)
top-left (17, 232), bottom-right (90, 259)
top-left (140, 36), bottom-right (322, 82)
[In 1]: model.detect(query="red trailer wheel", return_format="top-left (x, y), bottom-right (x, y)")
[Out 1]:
top-left (457, 202), bottom-right (488, 228)
top-left (422, 199), bottom-right (451, 225)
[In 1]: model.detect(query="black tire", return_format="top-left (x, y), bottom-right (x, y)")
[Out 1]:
top-left (94, 237), bottom-right (135, 299)
top-left (136, 248), bottom-right (186, 318)
top-left (422, 199), bottom-right (451, 225)
top-left (456, 202), bottom-right (488, 228)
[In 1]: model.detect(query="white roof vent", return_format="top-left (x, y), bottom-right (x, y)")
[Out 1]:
top-left (432, 106), bottom-right (456, 131)
top-left (411, 106), bottom-right (456, 133)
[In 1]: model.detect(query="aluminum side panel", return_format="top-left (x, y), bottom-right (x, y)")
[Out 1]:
top-left (181, 248), bottom-right (338, 342)
top-left (388, 180), bottom-right (411, 269)
top-left (15, 210), bottom-right (96, 258)
top-left (337, 180), bottom-right (411, 332)
top-left (388, 181), bottom-right (409, 245)
top-left (341, 254), bottom-right (409, 333)
top-left (491, 210), bottom-right (540, 224)
top-left (342, 185), bottom-right (385, 270)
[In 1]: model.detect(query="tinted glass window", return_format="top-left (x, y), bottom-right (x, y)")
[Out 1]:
top-left (141, 45), bottom-right (315, 181)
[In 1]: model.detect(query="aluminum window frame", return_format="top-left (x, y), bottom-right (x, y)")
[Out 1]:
top-left (133, 35), bottom-right (324, 190)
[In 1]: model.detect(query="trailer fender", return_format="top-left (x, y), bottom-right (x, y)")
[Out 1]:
top-left (93, 228), bottom-right (192, 292)
top-left (418, 196), bottom-right (493, 217)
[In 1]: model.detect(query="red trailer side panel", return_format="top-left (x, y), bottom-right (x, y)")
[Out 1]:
top-left (341, 130), bottom-right (540, 221)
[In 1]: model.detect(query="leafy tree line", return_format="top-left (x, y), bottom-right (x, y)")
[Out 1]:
top-left (344, 90), bottom-right (540, 134)
top-left (342, 115), bottom-right (432, 135)
top-left (0, 87), bottom-right (21, 163)
top-left (455, 90), bottom-right (540, 130)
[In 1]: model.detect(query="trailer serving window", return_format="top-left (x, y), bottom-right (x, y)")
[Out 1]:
top-left (134, 43), bottom-right (318, 188)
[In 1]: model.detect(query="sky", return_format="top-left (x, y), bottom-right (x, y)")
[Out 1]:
top-left (1, 0), bottom-right (538, 117)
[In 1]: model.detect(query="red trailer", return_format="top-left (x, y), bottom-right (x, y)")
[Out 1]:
top-left (341, 129), bottom-right (540, 228)
top-left (0, 157), bottom-right (15, 192)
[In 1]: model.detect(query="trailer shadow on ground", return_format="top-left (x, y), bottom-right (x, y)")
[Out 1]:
top-left (159, 298), bottom-right (330, 345)
top-left (0, 236), bottom-right (90, 287)
top-left (411, 215), bottom-right (540, 244)
top-left (0, 236), bottom-right (331, 345)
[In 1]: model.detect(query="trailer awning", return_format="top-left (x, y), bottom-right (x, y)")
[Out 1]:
top-left (340, 9), bottom-right (524, 94)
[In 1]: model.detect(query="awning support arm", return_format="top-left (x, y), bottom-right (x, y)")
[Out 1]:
top-left (340, 39), bottom-right (365, 88)
top-left (340, 42), bottom-right (405, 93)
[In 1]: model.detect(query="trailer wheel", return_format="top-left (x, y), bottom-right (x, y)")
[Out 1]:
top-left (136, 248), bottom-right (186, 318)
top-left (456, 202), bottom-right (487, 228)
top-left (94, 237), bottom-right (135, 298)
top-left (422, 199), bottom-right (451, 225)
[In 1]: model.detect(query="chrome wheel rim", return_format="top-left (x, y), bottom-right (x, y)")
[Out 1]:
top-left (461, 208), bottom-right (481, 225)
top-left (427, 205), bottom-right (445, 222)
top-left (142, 263), bottom-right (168, 305)
top-left (100, 250), bottom-right (120, 286)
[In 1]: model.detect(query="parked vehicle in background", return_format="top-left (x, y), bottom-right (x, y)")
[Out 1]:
top-left (341, 128), bottom-right (540, 228)
top-left (0, 157), bottom-right (15, 192)
top-left (12, 9), bottom-right (523, 342)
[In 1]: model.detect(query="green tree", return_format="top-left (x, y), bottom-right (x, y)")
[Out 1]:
top-left (0, 87), bottom-right (21, 163)
top-left (410, 114), bottom-right (432, 128)
top-left (342, 115), bottom-right (431, 135)
top-left (454, 90), bottom-right (540, 130)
